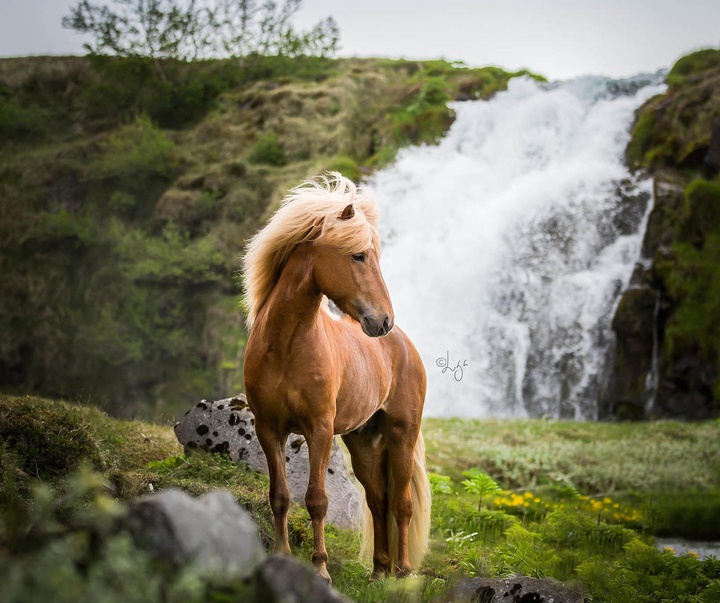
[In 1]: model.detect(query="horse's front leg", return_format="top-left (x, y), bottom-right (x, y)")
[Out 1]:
top-left (255, 422), bottom-right (292, 555)
top-left (387, 419), bottom-right (419, 577)
top-left (305, 421), bottom-right (334, 583)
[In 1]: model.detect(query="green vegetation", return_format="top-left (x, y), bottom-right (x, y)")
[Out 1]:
top-left (627, 48), bottom-right (720, 170)
top-left (667, 48), bottom-right (720, 90)
top-left (2, 395), bottom-right (719, 602)
top-left (248, 131), bottom-right (287, 166)
top-left (0, 55), bottom-right (538, 417)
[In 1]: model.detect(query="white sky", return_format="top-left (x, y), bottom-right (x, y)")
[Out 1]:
top-left (1, 0), bottom-right (719, 80)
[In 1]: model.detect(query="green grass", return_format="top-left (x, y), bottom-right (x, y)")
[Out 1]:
top-left (4, 395), bottom-right (720, 602)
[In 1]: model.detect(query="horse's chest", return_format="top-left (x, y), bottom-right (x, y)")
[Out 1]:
top-left (247, 341), bottom-right (334, 401)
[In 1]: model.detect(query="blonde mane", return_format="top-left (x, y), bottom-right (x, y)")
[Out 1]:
top-left (242, 172), bottom-right (381, 329)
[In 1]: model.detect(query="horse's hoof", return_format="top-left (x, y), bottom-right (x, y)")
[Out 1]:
top-left (315, 564), bottom-right (332, 585)
top-left (395, 566), bottom-right (413, 579)
top-left (370, 570), bottom-right (386, 582)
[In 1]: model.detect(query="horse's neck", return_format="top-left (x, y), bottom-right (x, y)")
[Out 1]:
top-left (259, 248), bottom-right (323, 347)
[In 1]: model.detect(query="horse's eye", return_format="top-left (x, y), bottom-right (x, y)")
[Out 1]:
top-left (352, 253), bottom-right (366, 263)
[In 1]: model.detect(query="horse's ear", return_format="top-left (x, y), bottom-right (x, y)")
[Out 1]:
top-left (339, 204), bottom-right (355, 220)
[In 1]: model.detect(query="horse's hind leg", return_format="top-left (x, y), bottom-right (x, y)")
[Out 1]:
top-left (343, 419), bottom-right (391, 579)
top-left (305, 422), bottom-right (334, 583)
top-left (255, 422), bottom-right (292, 555)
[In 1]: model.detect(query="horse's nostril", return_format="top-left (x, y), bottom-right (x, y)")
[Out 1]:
top-left (382, 316), bottom-right (390, 335)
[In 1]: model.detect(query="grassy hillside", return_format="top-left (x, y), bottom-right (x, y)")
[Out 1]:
top-left (2, 395), bottom-right (719, 602)
top-left (0, 55), bottom-right (540, 419)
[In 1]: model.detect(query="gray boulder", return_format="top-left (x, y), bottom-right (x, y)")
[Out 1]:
top-left (255, 555), bottom-right (350, 603)
top-left (443, 576), bottom-right (583, 603)
top-left (174, 395), bottom-right (362, 529)
top-left (125, 488), bottom-right (264, 580)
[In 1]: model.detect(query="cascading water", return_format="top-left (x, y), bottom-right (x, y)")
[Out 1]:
top-left (372, 74), bottom-right (666, 419)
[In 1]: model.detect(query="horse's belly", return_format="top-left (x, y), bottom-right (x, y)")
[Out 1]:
top-left (333, 375), bottom-right (388, 434)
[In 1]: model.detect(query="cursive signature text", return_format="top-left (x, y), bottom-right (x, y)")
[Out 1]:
top-left (436, 351), bottom-right (468, 382)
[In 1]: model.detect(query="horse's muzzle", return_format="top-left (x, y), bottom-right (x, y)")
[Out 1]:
top-left (361, 314), bottom-right (394, 337)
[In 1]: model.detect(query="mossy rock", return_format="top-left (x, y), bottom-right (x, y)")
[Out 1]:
top-left (0, 395), bottom-right (105, 476)
top-left (627, 48), bottom-right (720, 169)
top-left (677, 178), bottom-right (720, 247)
top-left (667, 48), bottom-right (720, 90)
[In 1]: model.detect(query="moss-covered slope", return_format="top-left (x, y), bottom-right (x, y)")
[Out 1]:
top-left (0, 55), bottom-right (539, 419)
top-left (608, 48), bottom-right (720, 419)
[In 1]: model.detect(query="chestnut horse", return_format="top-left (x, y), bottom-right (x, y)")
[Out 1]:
top-left (242, 173), bottom-right (430, 582)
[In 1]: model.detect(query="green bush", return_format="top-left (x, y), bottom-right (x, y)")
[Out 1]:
top-left (83, 56), bottom-right (228, 129)
top-left (324, 155), bottom-right (361, 182)
top-left (248, 132), bottom-right (286, 166)
top-left (0, 97), bottom-right (50, 141)
top-left (93, 114), bottom-right (177, 181)
top-left (388, 76), bottom-right (453, 146)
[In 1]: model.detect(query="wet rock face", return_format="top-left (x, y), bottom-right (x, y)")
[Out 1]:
top-left (604, 282), bottom-right (658, 420)
top-left (174, 395), bottom-right (362, 528)
top-left (607, 169), bottom-right (720, 419)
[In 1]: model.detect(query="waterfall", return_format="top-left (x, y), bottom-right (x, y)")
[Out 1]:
top-left (372, 73), bottom-right (666, 419)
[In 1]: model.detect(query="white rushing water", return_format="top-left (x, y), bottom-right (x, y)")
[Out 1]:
top-left (372, 74), bottom-right (666, 419)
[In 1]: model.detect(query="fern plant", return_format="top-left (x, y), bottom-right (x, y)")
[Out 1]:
top-left (462, 468), bottom-right (502, 510)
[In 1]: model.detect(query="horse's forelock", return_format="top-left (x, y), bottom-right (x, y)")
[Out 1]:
top-left (242, 172), bottom-right (379, 328)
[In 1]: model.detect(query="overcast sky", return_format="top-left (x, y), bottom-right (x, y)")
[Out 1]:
top-left (1, 0), bottom-right (718, 80)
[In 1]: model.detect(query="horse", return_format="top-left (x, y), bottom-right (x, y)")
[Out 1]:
top-left (242, 172), bottom-right (430, 583)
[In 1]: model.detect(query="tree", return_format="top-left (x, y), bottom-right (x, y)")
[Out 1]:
top-left (213, 0), bottom-right (339, 58)
top-left (62, 0), bottom-right (209, 60)
top-left (62, 0), bottom-right (339, 60)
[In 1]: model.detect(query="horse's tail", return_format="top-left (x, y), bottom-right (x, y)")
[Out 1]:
top-left (360, 429), bottom-right (431, 572)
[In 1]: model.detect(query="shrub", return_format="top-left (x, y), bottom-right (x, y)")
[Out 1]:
top-left (248, 132), bottom-right (286, 166)
top-left (324, 155), bottom-right (361, 182)
top-left (96, 115), bottom-right (176, 181)
top-left (0, 97), bottom-right (50, 141)
top-left (93, 114), bottom-right (177, 182)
